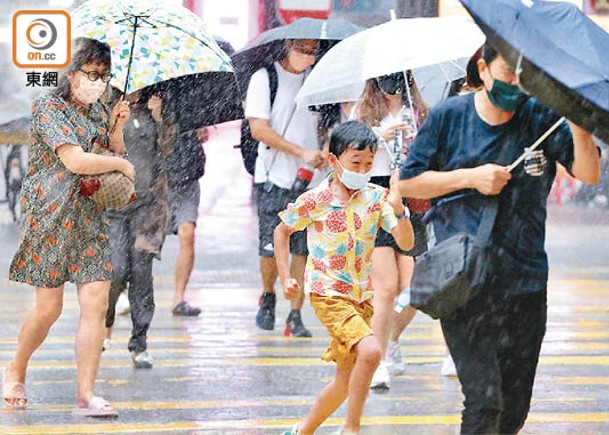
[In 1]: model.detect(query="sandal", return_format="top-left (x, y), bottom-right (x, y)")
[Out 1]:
top-left (172, 301), bottom-right (201, 317)
top-left (2, 369), bottom-right (27, 409)
top-left (72, 396), bottom-right (118, 418)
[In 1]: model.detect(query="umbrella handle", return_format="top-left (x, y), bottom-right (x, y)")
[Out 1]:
top-left (109, 94), bottom-right (126, 137)
top-left (507, 116), bottom-right (566, 173)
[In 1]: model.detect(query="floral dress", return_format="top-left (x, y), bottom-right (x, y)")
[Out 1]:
top-left (9, 92), bottom-right (113, 288)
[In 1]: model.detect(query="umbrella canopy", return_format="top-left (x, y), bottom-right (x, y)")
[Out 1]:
top-left (231, 17), bottom-right (363, 100)
top-left (295, 17), bottom-right (485, 108)
top-left (459, 0), bottom-right (609, 143)
top-left (72, 0), bottom-right (243, 129)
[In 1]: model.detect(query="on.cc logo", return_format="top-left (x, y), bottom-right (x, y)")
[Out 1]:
top-left (26, 18), bottom-right (58, 51)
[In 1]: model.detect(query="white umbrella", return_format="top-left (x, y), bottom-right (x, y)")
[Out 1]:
top-left (296, 17), bottom-right (485, 108)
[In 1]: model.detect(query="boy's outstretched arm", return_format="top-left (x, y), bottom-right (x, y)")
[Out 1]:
top-left (274, 222), bottom-right (301, 300)
top-left (388, 171), bottom-right (415, 251)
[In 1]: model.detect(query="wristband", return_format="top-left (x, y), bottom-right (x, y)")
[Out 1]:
top-left (395, 207), bottom-right (411, 220)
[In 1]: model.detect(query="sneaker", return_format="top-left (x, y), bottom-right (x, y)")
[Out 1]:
top-left (256, 293), bottom-right (276, 331)
top-left (441, 354), bottom-right (457, 377)
top-left (284, 310), bottom-right (312, 338)
top-left (385, 340), bottom-right (405, 376)
top-left (102, 338), bottom-right (111, 353)
top-left (131, 351), bottom-right (153, 369)
top-left (116, 292), bottom-right (130, 316)
top-left (370, 360), bottom-right (390, 393)
top-left (282, 422), bottom-right (300, 435)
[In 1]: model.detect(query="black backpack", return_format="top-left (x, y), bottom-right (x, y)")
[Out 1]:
top-left (238, 65), bottom-right (279, 176)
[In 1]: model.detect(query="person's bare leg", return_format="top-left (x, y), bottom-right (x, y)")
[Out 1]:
top-left (75, 280), bottom-right (110, 404)
top-left (390, 306), bottom-right (417, 342)
top-left (289, 254), bottom-right (306, 310)
top-left (260, 256), bottom-right (278, 293)
top-left (371, 247), bottom-right (399, 356)
top-left (390, 254), bottom-right (416, 342)
top-left (172, 221), bottom-right (196, 307)
top-left (105, 326), bottom-right (113, 340)
top-left (5, 286), bottom-right (64, 405)
top-left (344, 335), bottom-right (383, 433)
top-left (298, 366), bottom-right (351, 434)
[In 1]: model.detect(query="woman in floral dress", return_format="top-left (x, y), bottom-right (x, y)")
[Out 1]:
top-left (3, 38), bottom-right (135, 418)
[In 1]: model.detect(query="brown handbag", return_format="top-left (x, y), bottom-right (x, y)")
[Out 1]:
top-left (79, 144), bottom-right (136, 210)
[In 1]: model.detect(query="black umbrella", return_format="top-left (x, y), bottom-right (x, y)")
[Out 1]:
top-left (231, 17), bottom-right (363, 100)
top-left (459, 0), bottom-right (609, 143)
top-left (154, 72), bottom-right (243, 133)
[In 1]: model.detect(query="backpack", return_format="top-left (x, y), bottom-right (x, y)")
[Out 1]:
top-left (239, 65), bottom-right (279, 176)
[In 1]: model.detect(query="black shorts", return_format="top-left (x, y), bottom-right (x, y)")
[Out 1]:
top-left (255, 182), bottom-right (308, 258)
top-left (370, 176), bottom-right (428, 257)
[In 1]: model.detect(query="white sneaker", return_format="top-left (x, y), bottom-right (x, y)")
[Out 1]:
top-left (441, 355), bottom-right (457, 377)
top-left (370, 360), bottom-right (390, 392)
top-left (385, 340), bottom-right (405, 376)
top-left (132, 350), bottom-right (153, 369)
top-left (102, 338), bottom-right (111, 352)
top-left (116, 292), bottom-right (130, 315)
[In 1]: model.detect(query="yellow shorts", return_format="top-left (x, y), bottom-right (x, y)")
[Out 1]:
top-left (309, 293), bottom-right (374, 369)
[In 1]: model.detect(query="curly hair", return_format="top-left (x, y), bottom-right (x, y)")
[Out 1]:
top-left (53, 37), bottom-right (112, 100)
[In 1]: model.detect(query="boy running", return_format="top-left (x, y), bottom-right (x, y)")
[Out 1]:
top-left (275, 121), bottom-right (414, 434)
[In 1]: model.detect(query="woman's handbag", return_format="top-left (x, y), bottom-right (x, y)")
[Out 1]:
top-left (79, 144), bottom-right (136, 210)
top-left (409, 198), bottom-right (498, 319)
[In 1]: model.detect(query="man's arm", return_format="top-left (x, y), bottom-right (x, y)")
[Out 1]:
top-left (399, 164), bottom-right (512, 199)
top-left (274, 222), bottom-right (300, 300)
top-left (249, 118), bottom-right (323, 168)
top-left (569, 121), bottom-right (600, 185)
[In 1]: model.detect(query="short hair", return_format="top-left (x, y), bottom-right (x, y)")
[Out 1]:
top-left (467, 42), bottom-right (500, 88)
top-left (329, 120), bottom-right (379, 157)
top-left (54, 37), bottom-right (112, 100)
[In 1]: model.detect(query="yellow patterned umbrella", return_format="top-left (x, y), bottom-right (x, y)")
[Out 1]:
top-left (72, 0), bottom-right (243, 128)
top-left (73, 0), bottom-right (232, 93)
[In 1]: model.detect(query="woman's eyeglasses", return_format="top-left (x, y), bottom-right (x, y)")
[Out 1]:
top-left (79, 69), bottom-right (112, 83)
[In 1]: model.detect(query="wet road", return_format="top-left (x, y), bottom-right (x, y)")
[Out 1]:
top-left (1, 122), bottom-right (609, 434)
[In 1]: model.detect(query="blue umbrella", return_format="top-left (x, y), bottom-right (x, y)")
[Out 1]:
top-left (459, 0), bottom-right (609, 143)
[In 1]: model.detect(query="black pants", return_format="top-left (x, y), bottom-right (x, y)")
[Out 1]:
top-left (105, 214), bottom-right (156, 353)
top-left (441, 286), bottom-right (547, 434)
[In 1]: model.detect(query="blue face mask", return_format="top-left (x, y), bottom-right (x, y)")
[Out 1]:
top-left (486, 74), bottom-right (528, 112)
top-left (337, 161), bottom-right (371, 190)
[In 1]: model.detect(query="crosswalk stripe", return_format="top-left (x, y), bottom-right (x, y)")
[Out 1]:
top-left (5, 413), bottom-right (609, 434)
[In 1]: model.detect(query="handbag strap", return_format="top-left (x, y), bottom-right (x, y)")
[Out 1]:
top-left (474, 197), bottom-right (498, 245)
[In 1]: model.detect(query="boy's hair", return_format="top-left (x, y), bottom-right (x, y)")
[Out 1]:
top-left (329, 120), bottom-right (379, 157)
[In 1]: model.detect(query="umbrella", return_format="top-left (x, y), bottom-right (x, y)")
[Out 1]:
top-left (72, 0), bottom-right (243, 129)
top-left (459, 0), bottom-right (609, 144)
top-left (231, 17), bottom-right (364, 99)
top-left (295, 17), bottom-right (485, 108)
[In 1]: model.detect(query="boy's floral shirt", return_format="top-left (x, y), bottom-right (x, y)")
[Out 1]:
top-left (279, 176), bottom-right (397, 302)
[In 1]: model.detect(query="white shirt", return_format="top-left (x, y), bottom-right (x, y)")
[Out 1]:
top-left (350, 105), bottom-right (414, 177)
top-left (245, 62), bottom-right (324, 190)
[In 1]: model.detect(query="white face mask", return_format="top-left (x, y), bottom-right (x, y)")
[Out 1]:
top-left (72, 76), bottom-right (106, 105)
top-left (337, 161), bottom-right (371, 191)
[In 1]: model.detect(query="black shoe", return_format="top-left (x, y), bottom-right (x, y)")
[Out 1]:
top-left (256, 292), bottom-right (276, 330)
top-left (285, 310), bottom-right (312, 338)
